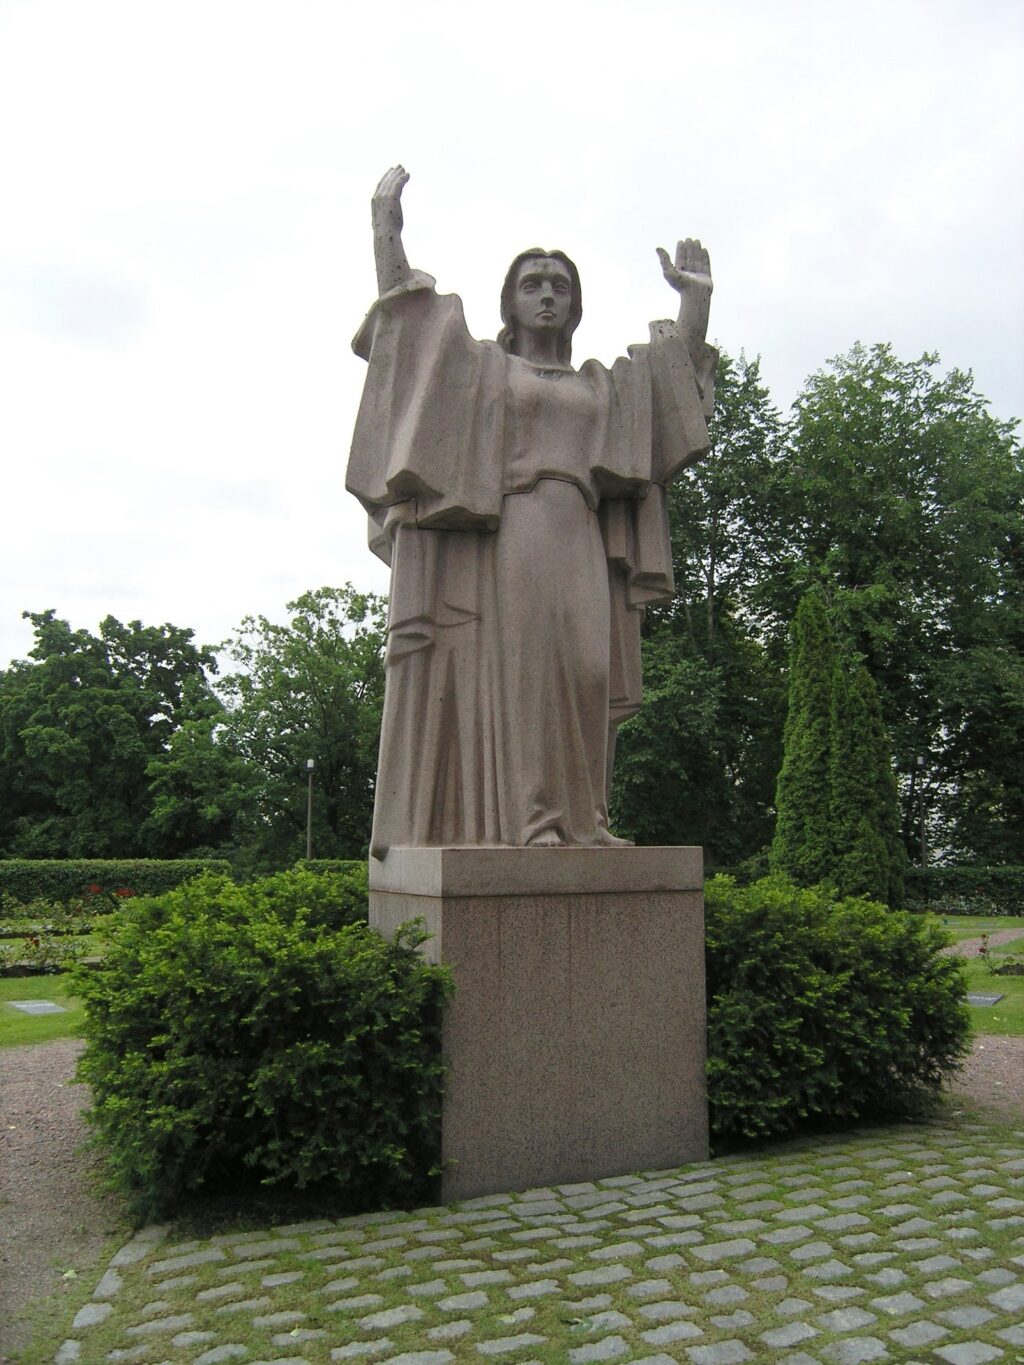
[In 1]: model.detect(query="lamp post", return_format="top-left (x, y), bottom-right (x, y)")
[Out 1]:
top-left (305, 758), bottom-right (315, 861)
top-left (916, 755), bottom-right (927, 867)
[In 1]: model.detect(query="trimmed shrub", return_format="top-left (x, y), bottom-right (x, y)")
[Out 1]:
top-left (705, 874), bottom-right (971, 1146)
top-left (0, 858), bottom-right (230, 905)
top-left (74, 868), bottom-right (451, 1221)
top-left (905, 865), bottom-right (1024, 916)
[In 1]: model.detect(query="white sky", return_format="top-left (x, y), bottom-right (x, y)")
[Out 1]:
top-left (1, 0), bottom-right (1021, 671)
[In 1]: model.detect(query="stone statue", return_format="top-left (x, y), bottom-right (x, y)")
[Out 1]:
top-left (347, 167), bottom-right (716, 858)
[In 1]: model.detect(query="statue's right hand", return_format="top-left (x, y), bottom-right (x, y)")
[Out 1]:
top-left (372, 166), bottom-right (409, 223)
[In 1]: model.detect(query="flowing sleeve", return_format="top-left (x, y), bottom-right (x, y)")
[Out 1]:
top-left (346, 274), bottom-right (507, 554)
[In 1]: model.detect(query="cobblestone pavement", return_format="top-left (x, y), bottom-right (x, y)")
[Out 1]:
top-left (52, 1119), bottom-right (1024, 1365)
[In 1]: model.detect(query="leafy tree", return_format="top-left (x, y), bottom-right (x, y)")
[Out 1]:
top-left (775, 344), bottom-right (1024, 862)
top-left (0, 611), bottom-right (222, 857)
top-left (612, 353), bottom-right (786, 862)
top-left (217, 586), bottom-right (386, 870)
top-left (769, 589), bottom-right (834, 885)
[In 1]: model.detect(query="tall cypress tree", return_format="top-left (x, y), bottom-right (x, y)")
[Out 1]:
top-left (830, 660), bottom-right (905, 904)
top-left (772, 590), bottom-right (906, 905)
top-left (769, 589), bottom-right (834, 885)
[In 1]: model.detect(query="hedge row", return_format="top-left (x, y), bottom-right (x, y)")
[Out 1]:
top-left (0, 859), bottom-right (233, 905)
top-left (904, 864), bottom-right (1024, 914)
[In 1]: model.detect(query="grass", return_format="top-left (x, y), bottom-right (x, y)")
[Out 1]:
top-left (0, 972), bottom-right (84, 1047)
top-left (930, 912), bottom-right (1024, 942)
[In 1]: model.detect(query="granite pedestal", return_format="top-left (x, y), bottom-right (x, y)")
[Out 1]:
top-left (369, 846), bottom-right (708, 1202)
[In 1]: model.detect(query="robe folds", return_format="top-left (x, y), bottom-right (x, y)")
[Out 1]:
top-left (347, 272), bottom-right (716, 857)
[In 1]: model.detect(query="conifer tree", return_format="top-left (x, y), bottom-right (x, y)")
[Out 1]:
top-left (769, 589), bottom-right (834, 884)
top-left (830, 660), bottom-right (905, 903)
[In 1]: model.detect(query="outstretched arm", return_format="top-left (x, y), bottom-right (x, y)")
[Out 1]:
top-left (656, 238), bottom-right (712, 361)
top-left (372, 165), bottom-right (414, 297)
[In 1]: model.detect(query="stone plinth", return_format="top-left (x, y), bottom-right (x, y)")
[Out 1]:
top-left (369, 846), bottom-right (708, 1202)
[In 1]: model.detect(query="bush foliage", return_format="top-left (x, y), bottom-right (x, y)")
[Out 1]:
top-left (905, 864), bottom-right (1024, 916)
top-left (0, 858), bottom-right (230, 905)
top-left (705, 874), bottom-right (971, 1145)
top-left (74, 868), bottom-right (451, 1220)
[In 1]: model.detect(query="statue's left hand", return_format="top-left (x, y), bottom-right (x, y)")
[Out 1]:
top-left (656, 239), bottom-right (713, 301)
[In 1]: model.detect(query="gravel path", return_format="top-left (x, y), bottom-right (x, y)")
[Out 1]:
top-left (941, 926), bottom-right (1024, 957)
top-left (1, 1020), bottom-right (1022, 1361)
top-left (0, 1040), bottom-right (125, 1362)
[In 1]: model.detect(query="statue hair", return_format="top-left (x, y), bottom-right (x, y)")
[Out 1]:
top-left (496, 249), bottom-right (582, 365)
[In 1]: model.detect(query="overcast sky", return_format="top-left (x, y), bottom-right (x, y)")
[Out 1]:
top-left (1, 0), bottom-right (1021, 671)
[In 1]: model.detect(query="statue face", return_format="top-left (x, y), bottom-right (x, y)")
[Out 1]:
top-left (510, 256), bottom-right (573, 339)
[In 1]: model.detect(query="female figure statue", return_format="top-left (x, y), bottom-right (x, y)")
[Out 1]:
top-left (347, 167), bottom-right (716, 858)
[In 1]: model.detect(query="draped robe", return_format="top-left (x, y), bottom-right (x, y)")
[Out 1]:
top-left (347, 272), bottom-right (716, 857)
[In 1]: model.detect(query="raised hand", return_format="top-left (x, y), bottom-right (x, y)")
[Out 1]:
top-left (656, 238), bottom-right (712, 300)
top-left (372, 165), bottom-right (413, 297)
top-left (656, 238), bottom-right (712, 352)
top-left (372, 165), bottom-right (410, 225)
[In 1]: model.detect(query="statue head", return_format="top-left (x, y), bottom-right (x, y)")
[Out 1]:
top-left (497, 249), bottom-right (582, 365)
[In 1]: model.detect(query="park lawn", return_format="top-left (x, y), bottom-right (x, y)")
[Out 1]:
top-left (932, 912), bottom-right (1024, 942)
top-left (963, 954), bottom-right (1024, 1036)
top-left (0, 973), bottom-right (85, 1047)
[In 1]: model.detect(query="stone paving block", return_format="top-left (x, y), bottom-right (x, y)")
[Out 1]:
top-left (124, 1312), bottom-right (195, 1336)
top-left (568, 1264), bottom-right (632, 1286)
top-left (791, 1240), bottom-right (832, 1261)
top-left (263, 1270), bottom-right (305, 1287)
top-left (198, 1281), bottom-right (245, 1301)
top-left (637, 1299), bottom-right (699, 1322)
top-left (587, 1310), bottom-right (632, 1330)
top-left (507, 1278), bottom-right (560, 1300)
top-left (977, 1266), bottom-right (1015, 1285)
top-left (640, 1319), bottom-right (704, 1344)
top-left (329, 1340), bottom-right (394, 1359)
top-left (589, 1240), bottom-right (644, 1259)
top-left (379, 1353), bottom-right (454, 1365)
top-left (195, 1348), bottom-right (248, 1365)
top-left (820, 1338), bottom-right (888, 1363)
top-left (996, 1324), bottom-right (1024, 1345)
top-left (764, 1225), bottom-right (814, 1245)
top-left (816, 1306), bottom-right (877, 1331)
top-left (869, 1289), bottom-right (924, 1315)
top-left (253, 1310), bottom-right (307, 1328)
top-left (989, 1280), bottom-right (1024, 1310)
top-left (526, 1256), bottom-right (572, 1272)
top-left (426, 1319), bottom-right (472, 1341)
top-left (476, 1334), bottom-right (547, 1355)
top-left (685, 1343), bottom-right (754, 1364)
top-left (360, 1303), bottom-right (427, 1330)
top-left (271, 1330), bottom-right (327, 1345)
top-left (811, 1285), bottom-right (864, 1302)
top-left (92, 1268), bottom-right (124, 1298)
top-left (216, 1295), bottom-right (273, 1314)
top-left (777, 1296), bottom-right (814, 1315)
top-left (147, 1247), bottom-right (225, 1274)
top-left (935, 1305), bottom-right (996, 1327)
top-left (802, 1259), bottom-right (854, 1279)
top-left (887, 1320), bottom-right (949, 1347)
top-left (704, 1284), bottom-right (748, 1306)
top-left (567, 1338), bottom-right (628, 1362)
top-left (428, 1287), bottom-right (488, 1311)
top-left (321, 1276), bottom-right (361, 1294)
top-left (922, 1275), bottom-right (973, 1298)
top-left (738, 1256), bottom-right (781, 1273)
top-left (690, 1238), bottom-right (756, 1262)
top-left (325, 1294), bottom-right (385, 1312)
top-left (760, 1321), bottom-right (818, 1347)
top-left (932, 1345), bottom-right (1004, 1365)
top-left (645, 1253), bottom-right (685, 1271)
top-left (709, 1310), bottom-right (755, 1330)
top-left (172, 1331), bottom-right (217, 1347)
top-left (462, 1269), bottom-right (513, 1285)
top-left (71, 1301), bottom-right (113, 1328)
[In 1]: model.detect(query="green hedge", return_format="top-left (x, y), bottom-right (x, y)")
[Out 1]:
top-left (905, 865), bottom-right (1024, 915)
top-left (0, 859), bottom-right (231, 905)
top-left (74, 868), bottom-right (450, 1221)
top-left (705, 874), bottom-right (971, 1146)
